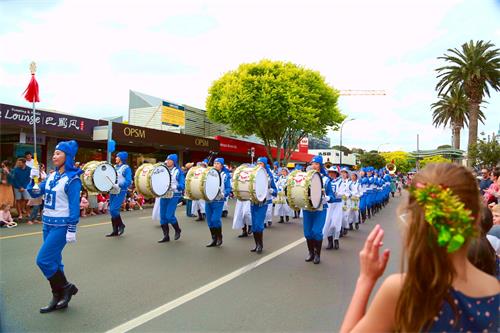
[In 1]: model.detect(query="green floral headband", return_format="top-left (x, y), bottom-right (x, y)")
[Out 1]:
top-left (409, 182), bottom-right (476, 253)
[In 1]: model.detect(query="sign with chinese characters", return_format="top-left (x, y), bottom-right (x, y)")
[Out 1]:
top-left (0, 103), bottom-right (98, 139)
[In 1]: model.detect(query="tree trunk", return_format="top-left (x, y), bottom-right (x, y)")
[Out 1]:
top-left (452, 125), bottom-right (460, 150)
top-left (467, 99), bottom-right (480, 167)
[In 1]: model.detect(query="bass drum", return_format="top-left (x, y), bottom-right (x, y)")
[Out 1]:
top-left (232, 164), bottom-right (268, 204)
top-left (185, 166), bottom-right (221, 201)
top-left (286, 170), bottom-right (323, 211)
top-left (134, 163), bottom-right (171, 198)
top-left (81, 161), bottom-right (117, 193)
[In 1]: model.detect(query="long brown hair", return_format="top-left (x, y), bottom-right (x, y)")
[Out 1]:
top-left (395, 163), bottom-right (481, 332)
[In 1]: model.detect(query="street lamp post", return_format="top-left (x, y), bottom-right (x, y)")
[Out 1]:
top-left (339, 118), bottom-right (355, 166)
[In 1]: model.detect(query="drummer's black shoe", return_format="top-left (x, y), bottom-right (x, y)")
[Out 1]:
top-left (40, 271), bottom-right (65, 313)
top-left (349, 223), bottom-right (354, 230)
top-left (195, 210), bottom-right (204, 221)
top-left (285, 216), bottom-right (289, 223)
top-left (206, 228), bottom-right (217, 247)
top-left (172, 223), bottom-right (181, 240)
top-left (222, 210), bottom-right (228, 217)
top-left (313, 240), bottom-right (322, 264)
top-left (279, 216), bottom-right (284, 223)
top-left (247, 225), bottom-right (253, 235)
top-left (106, 217), bottom-right (119, 237)
top-left (334, 239), bottom-right (339, 250)
top-left (305, 239), bottom-right (314, 262)
top-left (238, 226), bottom-right (248, 238)
top-left (158, 224), bottom-right (170, 243)
top-left (55, 271), bottom-right (78, 310)
top-left (355, 222), bottom-right (359, 230)
top-left (117, 216), bottom-right (125, 236)
top-left (343, 228), bottom-right (349, 236)
top-left (251, 232), bottom-right (263, 253)
top-left (326, 236), bottom-right (334, 250)
top-left (216, 227), bottom-right (223, 246)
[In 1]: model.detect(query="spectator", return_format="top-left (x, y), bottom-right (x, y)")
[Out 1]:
top-left (27, 194), bottom-right (43, 225)
top-left (479, 168), bottom-right (493, 195)
top-left (24, 151), bottom-right (34, 168)
top-left (134, 191), bottom-right (144, 210)
top-left (11, 158), bottom-right (32, 220)
top-left (468, 206), bottom-right (497, 274)
top-left (0, 203), bottom-right (17, 228)
top-left (488, 205), bottom-right (500, 239)
top-left (87, 191), bottom-right (98, 216)
top-left (0, 160), bottom-right (15, 207)
top-left (483, 168), bottom-right (500, 205)
top-left (80, 191), bottom-right (89, 217)
top-left (340, 163), bottom-right (499, 333)
top-left (97, 193), bottom-right (108, 214)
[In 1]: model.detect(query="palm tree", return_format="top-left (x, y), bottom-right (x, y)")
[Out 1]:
top-left (436, 40), bottom-right (500, 166)
top-left (431, 87), bottom-right (485, 150)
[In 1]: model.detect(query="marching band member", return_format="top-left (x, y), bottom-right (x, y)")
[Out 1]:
top-left (28, 140), bottom-right (81, 313)
top-left (303, 155), bottom-right (334, 264)
top-left (106, 151), bottom-right (132, 237)
top-left (323, 167), bottom-right (342, 250)
top-left (191, 160), bottom-right (208, 221)
top-left (366, 167), bottom-right (376, 218)
top-left (250, 157), bottom-right (277, 254)
top-left (337, 167), bottom-right (352, 235)
top-left (274, 168), bottom-right (293, 223)
top-left (349, 172), bottom-right (361, 230)
top-left (205, 158), bottom-right (231, 247)
top-left (158, 154), bottom-right (185, 243)
top-left (358, 169), bottom-right (369, 223)
top-left (233, 198), bottom-right (252, 237)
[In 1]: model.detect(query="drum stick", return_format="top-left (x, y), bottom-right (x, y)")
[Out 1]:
top-left (106, 176), bottom-right (116, 186)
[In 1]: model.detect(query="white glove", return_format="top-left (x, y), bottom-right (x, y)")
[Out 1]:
top-left (30, 168), bottom-right (40, 179)
top-left (324, 195), bottom-right (330, 202)
top-left (110, 184), bottom-right (120, 194)
top-left (268, 188), bottom-right (274, 195)
top-left (66, 231), bottom-right (77, 243)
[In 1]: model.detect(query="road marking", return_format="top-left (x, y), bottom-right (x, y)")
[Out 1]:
top-left (106, 237), bottom-right (306, 333)
top-left (139, 216), bottom-right (151, 220)
top-left (0, 221), bottom-right (110, 240)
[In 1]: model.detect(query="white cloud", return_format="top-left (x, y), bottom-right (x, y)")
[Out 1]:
top-left (0, 0), bottom-right (498, 152)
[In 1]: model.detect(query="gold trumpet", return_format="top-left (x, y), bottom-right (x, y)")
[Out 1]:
top-left (386, 162), bottom-right (397, 175)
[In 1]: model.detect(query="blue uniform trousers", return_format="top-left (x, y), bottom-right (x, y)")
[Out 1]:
top-left (36, 224), bottom-right (67, 278)
top-left (205, 201), bottom-right (224, 228)
top-left (250, 203), bottom-right (268, 233)
top-left (109, 191), bottom-right (126, 218)
top-left (160, 196), bottom-right (180, 226)
top-left (186, 199), bottom-right (193, 217)
top-left (303, 209), bottom-right (327, 241)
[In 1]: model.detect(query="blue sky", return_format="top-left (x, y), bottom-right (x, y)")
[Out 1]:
top-left (0, 0), bottom-right (499, 152)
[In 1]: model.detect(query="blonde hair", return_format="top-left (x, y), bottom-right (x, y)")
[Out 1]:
top-left (395, 163), bottom-right (481, 332)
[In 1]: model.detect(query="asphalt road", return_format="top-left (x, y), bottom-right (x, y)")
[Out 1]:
top-left (0, 195), bottom-right (404, 333)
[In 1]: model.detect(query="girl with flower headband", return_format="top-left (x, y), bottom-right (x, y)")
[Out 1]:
top-left (341, 163), bottom-right (499, 332)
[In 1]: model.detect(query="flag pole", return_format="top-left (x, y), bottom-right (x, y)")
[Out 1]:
top-left (25, 61), bottom-right (40, 189)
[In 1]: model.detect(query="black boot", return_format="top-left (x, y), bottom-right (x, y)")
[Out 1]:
top-left (195, 210), bottom-right (203, 221)
top-left (279, 216), bottom-right (284, 223)
top-left (251, 232), bottom-right (263, 253)
top-left (216, 227), bottom-right (223, 246)
top-left (117, 216), bottom-right (125, 236)
top-left (313, 240), bottom-right (322, 264)
top-left (349, 223), bottom-right (354, 230)
top-left (158, 224), bottom-right (170, 243)
top-left (326, 236), bottom-right (333, 250)
top-left (40, 271), bottom-right (65, 313)
top-left (206, 228), bottom-right (217, 247)
top-left (222, 210), bottom-right (228, 217)
top-left (343, 227), bottom-right (349, 236)
top-left (106, 217), bottom-right (119, 237)
top-left (334, 239), bottom-right (339, 250)
top-left (285, 216), bottom-right (289, 223)
top-left (238, 225), bottom-right (248, 238)
top-left (172, 223), bottom-right (181, 240)
top-left (268, 221), bottom-right (272, 227)
top-left (247, 225), bottom-right (253, 235)
top-left (55, 271), bottom-right (78, 310)
top-left (355, 222), bottom-right (359, 230)
top-left (305, 239), bottom-right (314, 262)
top-left (256, 232), bottom-right (263, 253)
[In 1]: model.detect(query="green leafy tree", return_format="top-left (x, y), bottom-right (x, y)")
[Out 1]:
top-left (206, 59), bottom-right (344, 164)
top-left (419, 155), bottom-right (452, 169)
top-left (359, 152), bottom-right (386, 170)
top-left (380, 151), bottom-right (414, 173)
top-left (468, 137), bottom-right (500, 169)
top-left (436, 40), bottom-right (500, 166)
top-left (431, 87), bottom-right (485, 150)
top-left (332, 145), bottom-right (352, 154)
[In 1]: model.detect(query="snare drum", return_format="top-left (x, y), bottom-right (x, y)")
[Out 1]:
top-left (185, 166), bottom-right (221, 201)
top-left (286, 170), bottom-right (323, 211)
top-left (134, 163), bottom-right (171, 198)
top-left (232, 164), bottom-right (268, 204)
top-left (81, 161), bottom-right (117, 193)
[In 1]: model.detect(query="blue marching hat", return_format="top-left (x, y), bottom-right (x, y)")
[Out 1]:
top-left (257, 157), bottom-right (268, 165)
top-left (214, 157), bottom-right (225, 165)
top-left (116, 151), bottom-right (128, 162)
top-left (166, 154), bottom-right (178, 167)
top-left (55, 140), bottom-right (82, 178)
top-left (311, 155), bottom-right (323, 165)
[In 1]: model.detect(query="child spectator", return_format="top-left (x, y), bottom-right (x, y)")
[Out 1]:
top-left (80, 191), bottom-right (89, 217)
top-left (134, 191), bottom-right (144, 210)
top-left (0, 204), bottom-right (17, 228)
top-left (97, 193), bottom-right (108, 214)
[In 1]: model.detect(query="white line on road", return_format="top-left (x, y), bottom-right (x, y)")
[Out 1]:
top-left (106, 237), bottom-right (306, 333)
top-left (138, 216), bottom-right (151, 220)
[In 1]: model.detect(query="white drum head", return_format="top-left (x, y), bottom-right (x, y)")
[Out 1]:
top-left (309, 172), bottom-right (323, 209)
top-left (93, 163), bottom-right (117, 192)
top-left (150, 165), bottom-right (171, 196)
top-left (254, 168), bottom-right (269, 202)
top-left (205, 169), bottom-right (221, 201)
